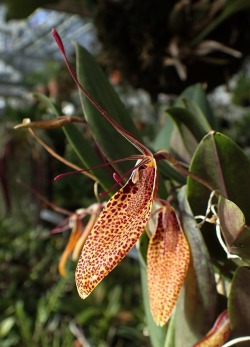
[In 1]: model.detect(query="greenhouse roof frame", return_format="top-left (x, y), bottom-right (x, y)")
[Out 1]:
top-left (0, 5), bottom-right (97, 100)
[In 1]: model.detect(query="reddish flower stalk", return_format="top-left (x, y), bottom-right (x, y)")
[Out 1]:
top-left (52, 28), bottom-right (159, 299)
top-left (51, 30), bottom-right (210, 329)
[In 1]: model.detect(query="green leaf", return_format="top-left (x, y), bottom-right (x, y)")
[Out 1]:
top-left (165, 93), bottom-right (212, 162)
top-left (228, 266), bottom-right (250, 347)
top-left (176, 84), bottom-right (216, 128)
top-left (174, 187), bottom-right (218, 346)
top-left (75, 43), bottom-right (141, 174)
top-left (33, 93), bottom-right (114, 190)
top-left (33, 93), bottom-right (59, 116)
top-left (63, 124), bottom-right (114, 190)
top-left (169, 117), bottom-right (197, 163)
top-left (218, 196), bottom-right (250, 263)
top-left (75, 43), bottom-right (184, 186)
top-left (187, 131), bottom-right (250, 259)
top-left (0, 317), bottom-right (15, 338)
top-left (166, 107), bottom-right (207, 161)
top-left (152, 115), bottom-right (187, 188)
top-left (35, 75), bottom-right (174, 197)
top-left (187, 131), bottom-right (250, 224)
top-left (167, 105), bottom-right (211, 144)
top-left (15, 301), bottom-right (32, 344)
top-left (192, 0), bottom-right (250, 46)
top-left (163, 314), bottom-right (175, 347)
top-left (138, 232), bottom-right (168, 347)
top-left (152, 115), bottom-right (174, 151)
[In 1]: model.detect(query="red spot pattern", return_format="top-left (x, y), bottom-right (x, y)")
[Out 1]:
top-left (75, 159), bottom-right (157, 299)
top-left (147, 204), bottom-right (190, 326)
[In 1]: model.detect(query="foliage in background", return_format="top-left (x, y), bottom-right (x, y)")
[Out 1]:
top-left (5, 36), bottom-right (250, 347)
top-left (3, 0), bottom-right (250, 97)
top-left (2, 2), bottom-right (250, 347)
top-left (1, 87), bottom-right (150, 346)
top-left (94, 0), bottom-right (250, 97)
top-left (1, 213), bottom-right (148, 347)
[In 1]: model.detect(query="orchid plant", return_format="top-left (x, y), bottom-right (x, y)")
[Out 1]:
top-left (15, 29), bottom-right (250, 347)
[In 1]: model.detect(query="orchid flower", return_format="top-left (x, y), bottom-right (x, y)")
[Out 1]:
top-left (58, 203), bottom-right (105, 277)
top-left (147, 201), bottom-right (190, 326)
top-left (50, 28), bottom-right (208, 325)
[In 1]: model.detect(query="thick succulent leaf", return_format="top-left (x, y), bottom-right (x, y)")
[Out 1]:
top-left (175, 187), bottom-right (218, 346)
top-left (153, 117), bottom-right (186, 190)
top-left (228, 266), bottom-right (250, 347)
top-left (166, 102), bottom-right (211, 161)
top-left (192, 310), bottom-right (231, 347)
top-left (187, 132), bottom-right (250, 260)
top-left (169, 115), bottom-right (198, 163)
top-left (167, 101), bottom-right (211, 142)
top-left (138, 232), bottom-right (168, 347)
top-left (75, 43), bottom-right (185, 187)
top-left (187, 131), bottom-right (250, 226)
top-left (171, 105), bottom-right (211, 143)
top-left (159, 85), bottom-right (212, 165)
top-left (147, 203), bottom-right (190, 327)
top-left (173, 84), bottom-right (213, 140)
top-left (157, 159), bottom-right (186, 189)
top-left (163, 85), bottom-right (213, 163)
top-left (152, 115), bottom-right (174, 151)
top-left (218, 196), bottom-right (250, 262)
top-left (76, 161), bottom-right (157, 298)
top-left (75, 43), bottom-right (143, 174)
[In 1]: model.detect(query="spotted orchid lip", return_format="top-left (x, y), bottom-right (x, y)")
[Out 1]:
top-left (75, 160), bottom-right (157, 299)
top-left (52, 29), bottom-right (191, 329)
top-left (52, 28), bottom-right (160, 300)
top-left (147, 203), bottom-right (190, 326)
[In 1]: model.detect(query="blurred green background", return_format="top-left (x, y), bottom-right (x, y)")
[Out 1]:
top-left (1, 1), bottom-right (250, 346)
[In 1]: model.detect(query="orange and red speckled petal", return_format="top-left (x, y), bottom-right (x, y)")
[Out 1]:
top-left (193, 310), bottom-right (230, 347)
top-left (147, 203), bottom-right (190, 326)
top-left (75, 159), bottom-right (157, 299)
